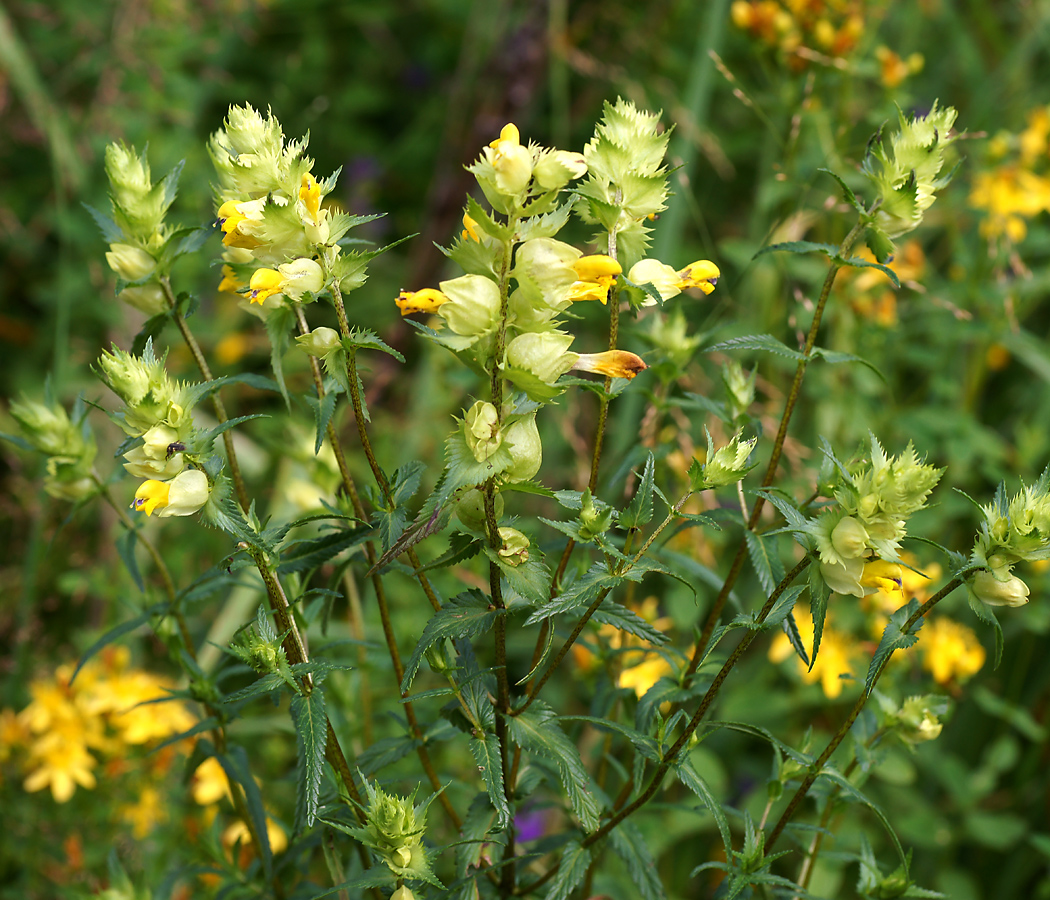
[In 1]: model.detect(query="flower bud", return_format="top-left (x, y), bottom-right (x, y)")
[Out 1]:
top-left (463, 401), bottom-right (502, 462)
top-left (896, 696), bottom-right (945, 745)
top-left (506, 331), bottom-right (577, 383)
top-left (502, 415), bottom-right (542, 482)
top-left (295, 326), bottom-right (341, 358)
top-left (700, 435), bottom-right (758, 489)
top-left (831, 516), bottom-right (870, 559)
top-left (133, 468), bottom-right (210, 518)
top-left (117, 283), bottom-right (169, 316)
top-left (9, 398), bottom-right (84, 458)
top-left (972, 569), bottom-right (1030, 607)
top-left (44, 455), bottom-right (97, 502)
top-left (487, 123), bottom-right (534, 195)
top-left (578, 488), bottom-right (614, 540)
top-left (532, 149), bottom-right (588, 190)
top-left (722, 360), bottom-right (756, 420)
top-left (455, 488), bottom-right (504, 531)
top-left (105, 243), bottom-right (157, 282)
top-left (497, 527), bottom-right (530, 566)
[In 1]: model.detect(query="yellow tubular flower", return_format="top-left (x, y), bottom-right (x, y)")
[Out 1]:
top-left (677, 260), bottom-right (720, 295)
top-left (861, 559), bottom-right (903, 594)
top-left (395, 288), bottom-right (451, 316)
top-left (568, 255), bottom-right (623, 305)
top-left (216, 200), bottom-right (263, 249)
top-left (218, 265), bottom-right (246, 294)
top-left (572, 350), bottom-right (648, 380)
top-left (248, 268), bottom-right (285, 304)
top-left (134, 480), bottom-right (170, 516)
top-left (462, 213), bottom-right (480, 242)
top-left (299, 173), bottom-right (321, 223)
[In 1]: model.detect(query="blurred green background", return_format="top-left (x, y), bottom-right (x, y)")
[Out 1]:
top-left (3, 0), bottom-right (1050, 897)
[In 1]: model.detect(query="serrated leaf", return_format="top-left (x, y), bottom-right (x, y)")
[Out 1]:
top-left (455, 793), bottom-right (504, 877)
top-left (482, 546), bottom-right (551, 605)
top-left (707, 334), bottom-right (805, 360)
top-left (276, 527), bottom-right (372, 575)
top-left (817, 767), bottom-right (907, 868)
top-left (470, 732), bottom-right (510, 828)
top-left (754, 240), bottom-right (840, 259)
top-left (130, 313), bottom-right (170, 356)
top-left (413, 531), bottom-right (483, 574)
top-left (543, 841), bottom-right (591, 900)
top-left (591, 601), bottom-right (670, 645)
top-left (116, 529), bottom-right (145, 592)
top-left (818, 167), bottom-right (866, 214)
top-left (358, 734), bottom-right (421, 777)
top-left (524, 564), bottom-right (621, 623)
top-left (841, 255), bottom-right (901, 288)
top-left (83, 202), bottom-right (124, 242)
top-left (781, 609), bottom-right (810, 667)
top-left (745, 530), bottom-right (783, 596)
top-left (401, 590), bottom-right (504, 691)
top-left (444, 428), bottom-right (514, 493)
top-left (675, 758), bottom-right (732, 858)
top-left (291, 690), bottom-right (328, 833)
top-left (265, 304), bottom-right (295, 409)
top-left (864, 599), bottom-right (923, 693)
top-left (559, 716), bottom-right (660, 762)
top-left (608, 820), bottom-right (665, 900)
top-left (619, 452), bottom-right (655, 529)
top-left (505, 702), bottom-right (601, 830)
top-left (502, 365), bottom-right (568, 402)
top-left (341, 329), bottom-right (405, 362)
top-left (305, 390), bottom-right (338, 455)
top-left (764, 584), bottom-right (807, 630)
top-left (390, 461), bottom-right (426, 506)
top-left (753, 488), bottom-right (813, 533)
top-left (810, 347), bottom-right (887, 382)
top-left (808, 563), bottom-right (831, 670)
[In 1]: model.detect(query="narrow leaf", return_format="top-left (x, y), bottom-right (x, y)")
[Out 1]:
top-left (543, 841), bottom-right (591, 900)
top-left (291, 690), bottom-right (328, 833)
top-left (608, 820), bottom-right (666, 900)
top-left (619, 452), bottom-right (655, 529)
top-left (707, 334), bottom-right (804, 361)
top-left (864, 599), bottom-right (923, 693)
top-left (470, 732), bottom-right (510, 828)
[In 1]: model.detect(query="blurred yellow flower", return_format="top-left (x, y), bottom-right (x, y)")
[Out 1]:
top-left (918, 616), bottom-right (985, 684)
top-left (769, 606), bottom-right (858, 699)
top-left (121, 785), bottom-right (167, 838)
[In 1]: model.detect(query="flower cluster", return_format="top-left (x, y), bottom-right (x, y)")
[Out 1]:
top-left (209, 104), bottom-right (359, 316)
top-left (807, 437), bottom-right (943, 597)
top-left (9, 394), bottom-right (97, 501)
top-left (3, 648), bottom-right (195, 806)
top-left (97, 143), bottom-right (181, 316)
top-left (862, 102), bottom-right (958, 262)
top-left (730, 0), bottom-right (871, 67)
top-left (969, 104), bottom-right (1050, 246)
top-left (968, 473), bottom-right (1050, 608)
top-left (95, 342), bottom-right (213, 518)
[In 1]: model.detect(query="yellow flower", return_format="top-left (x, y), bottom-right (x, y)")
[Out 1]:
top-left (769, 607), bottom-right (858, 699)
top-left (299, 172), bottom-right (322, 224)
top-left (224, 816), bottom-right (288, 856)
top-left (461, 212), bottom-right (480, 242)
top-left (395, 287), bottom-right (451, 316)
top-left (860, 559), bottom-right (903, 595)
top-left (918, 616), bottom-right (985, 684)
top-left (23, 739), bottom-right (98, 802)
top-left (193, 757), bottom-right (233, 806)
top-left (571, 349), bottom-right (648, 380)
top-left (218, 265), bottom-right (246, 294)
top-left (216, 199), bottom-right (265, 249)
top-left (567, 255), bottom-right (622, 305)
top-left (618, 653), bottom-right (673, 698)
top-left (133, 469), bottom-right (210, 518)
top-left (121, 785), bottom-right (167, 838)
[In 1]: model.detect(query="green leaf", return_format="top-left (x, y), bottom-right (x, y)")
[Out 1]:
top-left (591, 601), bottom-right (671, 645)
top-left (130, 313), bottom-right (170, 356)
top-left (754, 240), bottom-right (840, 259)
top-left (524, 564), bottom-right (621, 623)
top-left (707, 334), bottom-right (804, 361)
top-left (753, 488), bottom-right (812, 533)
top-left (412, 531), bottom-right (483, 574)
top-left (543, 841), bottom-right (591, 900)
top-left (83, 202), bottom-right (124, 242)
top-left (818, 167), bottom-right (865, 214)
top-left (470, 731), bottom-right (510, 828)
top-left (745, 530), bottom-right (783, 597)
top-left (444, 428), bottom-right (514, 493)
top-left (70, 604), bottom-right (166, 685)
top-left (277, 527), bottom-right (373, 575)
top-left (502, 365), bottom-right (568, 402)
top-left (264, 304), bottom-right (296, 409)
top-left (358, 734), bottom-right (421, 777)
top-left (390, 461), bottom-right (426, 506)
top-left (619, 452), bottom-right (655, 529)
top-left (781, 610), bottom-right (810, 667)
top-left (841, 254), bottom-right (901, 288)
top-left (967, 582), bottom-right (1005, 668)
top-left (217, 747), bottom-right (273, 878)
top-left (341, 328), bottom-right (405, 363)
top-left (609, 823), bottom-right (663, 898)
top-left (817, 767), bottom-right (907, 868)
top-left (401, 590), bottom-right (505, 691)
top-left (455, 793), bottom-right (504, 877)
top-left (116, 529), bottom-right (145, 593)
top-left (483, 546), bottom-right (552, 605)
top-left (808, 561), bottom-right (830, 671)
top-left (505, 702), bottom-right (602, 830)
top-left (291, 690), bottom-right (328, 833)
top-left (864, 600), bottom-right (923, 693)
top-left (675, 757), bottom-right (733, 859)
top-left (810, 347), bottom-right (887, 382)
top-left (559, 716), bottom-right (660, 763)
top-left (304, 389), bottom-right (338, 455)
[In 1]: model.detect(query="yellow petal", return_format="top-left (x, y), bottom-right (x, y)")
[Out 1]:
top-left (462, 213), bottom-right (480, 242)
top-left (573, 255), bottom-right (622, 282)
top-left (248, 268), bottom-right (286, 304)
top-left (572, 349), bottom-right (648, 380)
top-left (133, 480), bottom-right (170, 516)
top-left (677, 260), bottom-right (720, 295)
top-left (395, 288), bottom-right (451, 316)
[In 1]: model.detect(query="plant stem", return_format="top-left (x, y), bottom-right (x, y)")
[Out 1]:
top-left (688, 219), bottom-right (865, 675)
top-left (161, 278), bottom-right (250, 512)
top-left (764, 569), bottom-right (974, 853)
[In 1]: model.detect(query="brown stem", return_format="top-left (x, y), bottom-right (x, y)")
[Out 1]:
top-left (764, 569), bottom-right (974, 853)
top-left (688, 220), bottom-right (865, 674)
top-left (162, 278), bottom-right (250, 512)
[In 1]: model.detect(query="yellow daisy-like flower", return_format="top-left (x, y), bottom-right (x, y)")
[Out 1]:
top-left (23, 739), bottom-right (98, 802)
